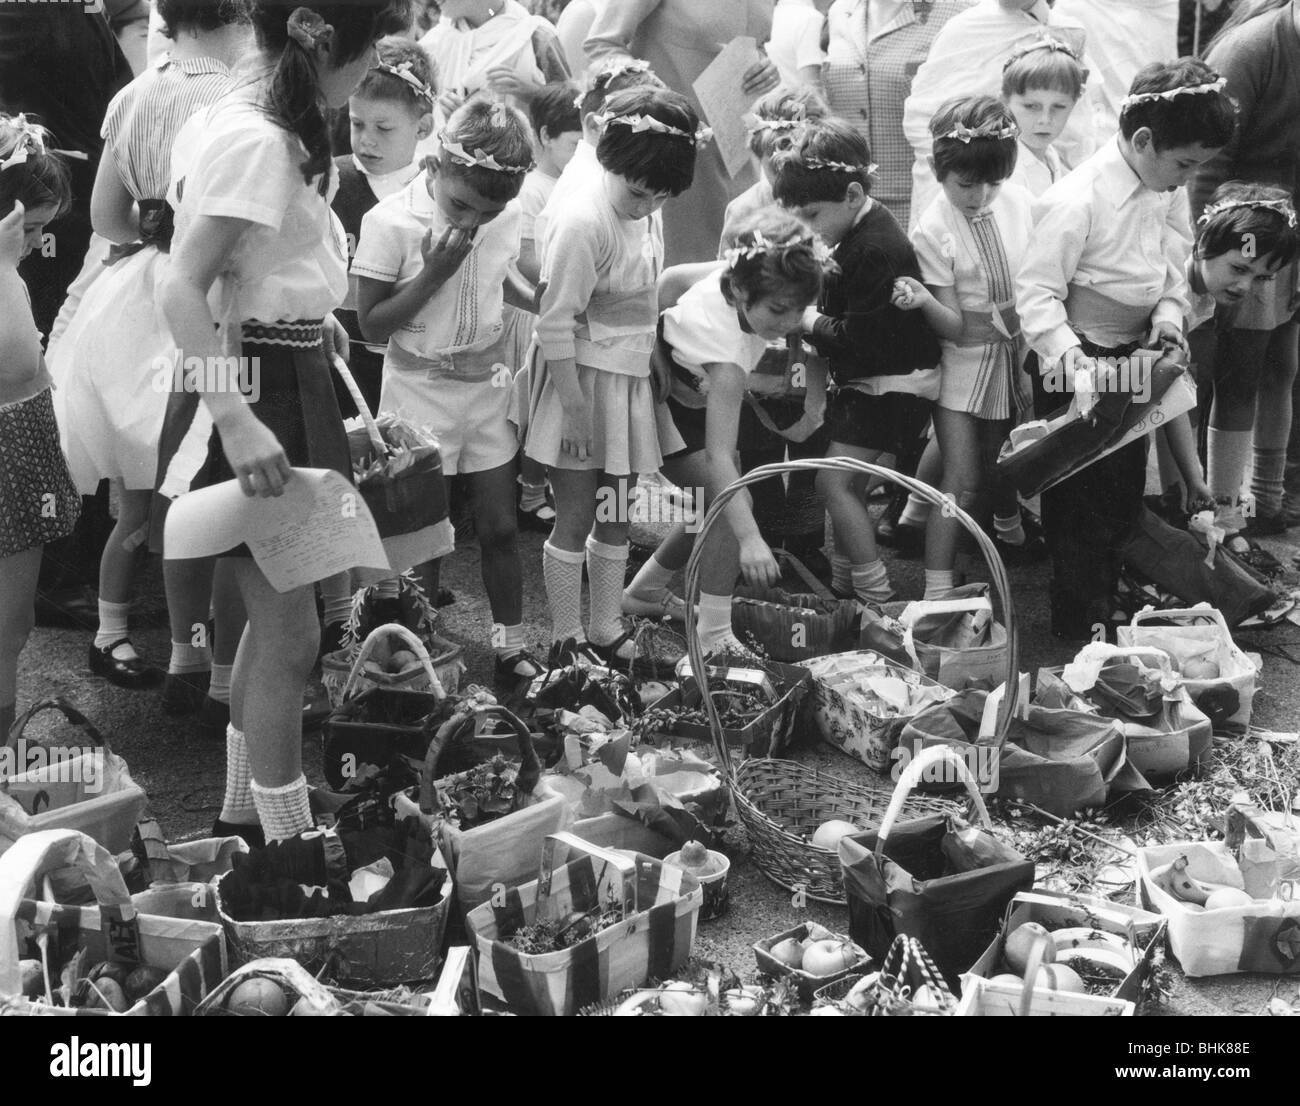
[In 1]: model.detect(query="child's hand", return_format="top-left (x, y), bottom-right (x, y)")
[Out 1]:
top-left (740, 55), bottom-right (781, 96)
top-left (891, 277), bottom-right (927, 311)
top-left (438, 88), bottom-right (466, 118)
top-left (216, 410), bottom-right (293, 498)
top-left (739, 534), bottom-right (780, 588)
top-left (420, 225), bottom-right (475, 286)
top-left (0, 201), bottom-right (24, 269)
top-left (323, 313), bottom-right (349, 366)
top-left (1147, 320), bottom-right (1187, 354)
top-left (560, 396), bottom-right (594, 462)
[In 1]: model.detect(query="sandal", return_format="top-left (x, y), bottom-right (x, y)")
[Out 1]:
top-left (1238, 593), bottom-right (1297, 629)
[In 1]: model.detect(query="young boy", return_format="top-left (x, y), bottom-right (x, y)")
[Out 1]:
top-left (516, 82), bottom-right (583, 289)
top-left (772, 119), bottom-right (942, 605)
top-left (1001, 33), bottom-right (1088, 198)
top-left (1015, 58), bottom-right (1237, 639)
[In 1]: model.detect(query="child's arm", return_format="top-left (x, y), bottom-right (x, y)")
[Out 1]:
top-left (355, 225), bottom-right (474, 344)
top-left (89, 151), bottom-right (139, 245)
top-left (1149, 190), bottom-right (1192, 351)
top-left (1015, 195), bottom-right (1094, 376)
top-left (1162, 413), bottom-right (1211, 505)
top-left (780, 354), bottom-right (828, 443)
top-left (0, 204), bottom-right (43, 390)
top-left (891, 277), bottom-right (962, 340)
top-left (503, 263), bottom-right (536, 312)
top-left (801, 244), bottom-right (896, 356)
top-left (703, 361), bottom-right (780, 588)
top-left (516, 237), bottom-right (541, 287)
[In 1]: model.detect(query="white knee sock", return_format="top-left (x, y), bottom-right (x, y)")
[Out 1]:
top-left (209, 663), bottom-right (234, 705)
top-left (1252, 446), bottom-right (1286, 517)
top-left (94, 600), bottom-right (134, 657)
top-left (168, 640), bottom-right (210, 676)
top-left (851, 560), bottom-right (892, 604)
top-left (250, 775), bottom-right (312, 842)
top-left (625, 551), bottom-right (673, 603)
top-left (696, 592), bottom-right (734, 651)
top-left (924, 569), bottom-right (956, 600)
top-left (219, 724), bottom-right (257, 824)
top-left (543, 540), bottom-right (586, 643)
top-left (1208, 427), bottom-right (1251, 506)
top-left (586, 536), bottom-right (629, 646)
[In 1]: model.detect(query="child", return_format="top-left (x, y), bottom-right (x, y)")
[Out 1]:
top-left (524, 86), bottom-right (705, 666)
top-left (158, 1), bottom-right (410, 845)
top-left (893, 96), bottom-right (1036, 599)
top-left (625, 209), bottom-right (834, 650)
top-left (1015, 58), bottom-right (1236, 639)
top-left (354, 98), bottom-right (542, 685)
top-left (719, 83), bottom-right (829, 254)
top-left (1001, 33), bottom-right (1089, 198)
top-left (55, 0), bottom-right (245, 708)
top-left (771, 119), bottom-right (941, 606)
top-left (0, 119), bottom-right (79, 742)
top-left (768, 0), bottom-right (833, 91)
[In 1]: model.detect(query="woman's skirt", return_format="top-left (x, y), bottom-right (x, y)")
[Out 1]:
top-left (0, 388), bottom-right (82, 558)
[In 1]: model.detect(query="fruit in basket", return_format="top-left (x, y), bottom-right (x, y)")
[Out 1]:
top-left (723, 985), bottom-right (765, 1016)
top-left (1024, 963), bottom-right (1085, 994)
top-left (1181, 658), bottom-right (1220, 680)
top-left (84, 977), bottom-right (129, 1012)
top-left (123, 966), bottom-right (169, 1002)
top-left (19, 959), bottom-right (42, 998)
top-left (770, 937), bottom-right (806, 968)
top-left (1204, 887), bottom-right (1254, 910)
top-left (989, 973), bottom-right (1023, 987)
top-left (227, 977), bottom-right (289, 1017)
top-left (657, 981), bottom-right (708, 1016)
top-left (812, 819), bottom-right (860, 850)
top-left (802, 939), bottom-right (858, 977)
top-left (675, 840), bottom-right (720, 877)
top-left (387, 649), bottom-right (418, 674)
top-left (1004, 922), bottom-right (1055, 975)
top-left (1151, 854), bottom-right (1211, 905)
top-left (1050, 928), bottom-right (1135, 965)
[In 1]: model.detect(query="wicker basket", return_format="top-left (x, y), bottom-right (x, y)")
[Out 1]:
top-left (683, 459), bottom-right (1021, 905)
top-left (732, 552), bottom-right (859, 662)
top-left (321, 621), bottom-right (464, 709)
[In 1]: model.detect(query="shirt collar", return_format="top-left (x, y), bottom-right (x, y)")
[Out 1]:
top-left (1095, 137), bottom-right (1147, 207)
top-left (405, 172), bottom-right (442, 221)
top-left (156, 55), bottom-right (231, 77)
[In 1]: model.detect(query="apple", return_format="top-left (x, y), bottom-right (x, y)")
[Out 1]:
top-left (1204, 887), bottom-right (1254, 910)
top-left (722, 986), bottom-right (764, 1016)
top-left (657, 981), bottom-right (708, 1016)
top-left (1004, 922), bottom-right (1055, 975)
top-left (989, 973), bottom-right (1024, 987)
top-left (226, 977), bottom-right (289, 1016)
top-left (801, 939), bottom-right (858, 977)
top-left (1181, 658), bottom-right (1220, 680)
top-left (769, 937), bottom-right (805, 968)
top-left (1024, 963), bottom-right (1085, 994)
top-left (387, 649), bottom-right (419, 674)
top-left (812, 819), bottom-right (860, 850)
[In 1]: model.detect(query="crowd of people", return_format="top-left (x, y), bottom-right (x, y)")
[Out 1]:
top-left (3, 0), bottom-right (1299, 846)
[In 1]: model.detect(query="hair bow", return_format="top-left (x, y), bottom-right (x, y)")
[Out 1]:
top-left (1198, 196), bottom-right (1298, 230)
top-left (1121, 77), bottom-right (1227, 109)
top-left (374, 60), bottom-right (434, 104)
top-left (440, 136), bottom-right (529, 174)
top-left (724, 230), bottom-right (836, 270)
top-left (286, 7), bottom-right (333, 52)
top-left (594, 112), bottom-right (712, 148)
top-left (1003, 32), bottom-right (1081, 69)
top-left (940, 121), bottom-right (1019, 143)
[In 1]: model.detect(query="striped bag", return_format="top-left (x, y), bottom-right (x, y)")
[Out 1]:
top-left (466, 833), bottom-right (703, 1016)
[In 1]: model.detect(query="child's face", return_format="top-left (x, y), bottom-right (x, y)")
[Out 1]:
top-left (738, 290), bottom-right (810, 341)
top-left (788, 182), bottom-right (866, 248)
top-left (1128, 130), bottom-right (1221, 193)
top-left (425, 161), bottom-right (510, 231)
top-left (17, 203), bottom-right (56, 259)
top-left (939, 173), bottom-right (1005, 220)
top-left (604, 173), bottom-right (671, 221)
top-left (540, 127), bottom-right (582, 173)
top-left (1005, 87), bottom-right (1077, 153)
top-left (350, 95), bottom-right (431, 176)
top-left (1199, 247), bottom-right (1283, 307)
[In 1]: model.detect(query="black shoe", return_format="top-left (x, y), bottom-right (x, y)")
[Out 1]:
top-left (548, 636), bottom-right (600, 668)
top-left (161, 670), bottom-right (211, 716)
top-left (517, 500), bottom-right (556, 533)
top-left (88, 639), bottom-right (162, 690)
top-left (494, 649), bottom-right (543, 685)
top-left (212, 818), bottom-right (265, 850)
top-left (587, 632), bottom-right (635, 671)
top-left (35, 585), bottom-right (99, 630)
top-left (993, 520), bottom-right (1048, 565)
top-left (196, 696), bottom-right (230, 742)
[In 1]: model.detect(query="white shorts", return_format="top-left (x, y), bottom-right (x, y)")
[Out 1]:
top-left (379, 368), bottom-right (517, 476)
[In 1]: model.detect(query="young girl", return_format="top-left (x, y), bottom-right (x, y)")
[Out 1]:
top-left (1001, 34), bottom-right (1088, 198)
top-left (158, 1), bottom-right (409, 845)
top-left (524, 85), bottom-right (705, 667)
top-left (354, 98), bottom-right (542, 685)
top-left (893, 95), bottom-right (1035, 599)
top-left (55, 0), bottom-right (246, 707)
top-left (0, 120), bottom-right (78, 742)
top-left (627, 209), bottom-right (834, 653)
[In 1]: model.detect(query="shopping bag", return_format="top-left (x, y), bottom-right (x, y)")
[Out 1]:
top-left (839, 747), bottom-right (1034, 987)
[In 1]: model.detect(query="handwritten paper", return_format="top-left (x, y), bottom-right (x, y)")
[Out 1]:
top-left (693, 35), bottom-right (763, 179)
top-left (164, 468), bottom-right (390, 592)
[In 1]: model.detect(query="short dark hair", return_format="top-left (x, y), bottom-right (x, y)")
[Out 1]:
top-left (0, 116), bottom-right (72, 222)
top-left (155, 0), bottom-right (244, 38)
top-left (579, 58), bottom-right (665, 118)
top-left (769, 119), bottom-right (873, 206)
top-left (436, 98), bottom-right (534, 203)
top-left (930, 95), bottom-right (1019, 184)
top-left (1001, 42), bottom-right (1087, 101)
top-left (747, 84), bottom-right (830, 159)
top-left (1119, 58), bottom-right (1237, 152)
top-left (351, 37), bottom-right (437, 116)
top-left (720, 207), bottom-right (834, 308)
top-left (1196, 181), bottom-right (1300, 268)
top-left (529, 81), bottom-right (581, 142)
top-left (595, 87), bottom-right (700, 197)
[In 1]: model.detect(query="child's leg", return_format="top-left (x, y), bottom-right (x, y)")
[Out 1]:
top-left (210, 557), bottom-right (244, 715)
top-left (1208, 325), bottom-right (1269, 524)
top-left (924, 409), bottom-right (981, 597)
top-left (623, 452), bottom-right (697, 615)
top-left (545, 467), bottom-right (599, 644)
top-left (229, 559), bottom-right (319, 841)
top-left (816, 441), bottom-right (892, 604)
top-left (1251, 321), bottom-right (1298, 524)
top-left (587, 471), bottom-right (636, 659)
top-left (468, 461), bottom-right (537, 674)
top-left (0, 546), bottom-right (42, 738)
top-left (93, 487), bottom-right (153, 668)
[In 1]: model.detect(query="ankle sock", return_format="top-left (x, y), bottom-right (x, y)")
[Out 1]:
top-left (519, 481), bottom-right (548, 512)
top-left (851, 560), bottom-right (892, 604)
top-left (94, 600), bottom-right (135, 658)
top-left (585, 536), bottom-right (629, 647)
top-left (626, 551), bottom-right (674, 604)
top-left (219, 724), bottom-right (257, 824)
top-left (696, 592), bottom-right (734, 651)
top-left (994, 512), bottom-right (1025, 546)
top-left (924, 569), bottom-right (956, 600)
top-left (1252, 446), bottom-right (1286, 517)
top-left (494, 622), bottom-right (525, 659)
top-left (899, 494), bottom-right (930, 529)
top-left (208, 663), bottom-right (234, 705)
top-left (168, 640), bottom-right (211, 675)
top-left (250, 775), bottom-right (312, 842)
top-left (543, 540), bottom-right (586, 643)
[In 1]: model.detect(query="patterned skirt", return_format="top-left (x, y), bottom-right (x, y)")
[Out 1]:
top-left (0, 388), bottom-right (82, 558)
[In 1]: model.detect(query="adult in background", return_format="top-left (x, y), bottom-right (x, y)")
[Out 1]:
top-left (824, 0), bottom-right (974, 232)
top-left (555, 0), bottom-right (599, 85)
top-left (585, 1), bottom-right (781, 265)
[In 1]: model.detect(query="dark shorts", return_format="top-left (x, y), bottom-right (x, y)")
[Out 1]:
top-left (824, 387), bottom-right (933, 455)
top-left (663, 395), bottom-right (708, 458)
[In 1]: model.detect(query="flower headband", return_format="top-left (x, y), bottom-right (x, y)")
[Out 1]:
top-left (746, 117), bottom-right (806, 136)
top-left (802, 154), bottom-right (877, 176)
top-left (1003, 32), bottom-right (1081, 69)
top-left (594, 112), bottom-right (712, 148)
top-left (1121, 77), bottom-right (1227, 109)
top-left (1198, 196), bottom-right (1298, 230)
top-left (939, 120), bottom-right (1019, 143)
top-left (0, 113), bottom-right (86, 172)
top-left (439, 135), bottom-right (531, 174)
top-left (374, 60), bottom-right (434, 105)
top-left (724, 230), bottom-right (835, 270)
top-left (286, 7), bottom-right (332, 52)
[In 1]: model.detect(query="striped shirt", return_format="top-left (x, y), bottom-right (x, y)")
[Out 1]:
top-left (101, 55), bottom-right (232, 202)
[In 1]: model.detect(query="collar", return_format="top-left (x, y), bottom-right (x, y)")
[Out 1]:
top-left (1094, 137), bottom-right (1147, 208)
top-left (352, 154), bottom-right (421, 190)
top-left (405, 171), bottom-right (442, 220)
top-left (155, 55), bottom-right (232, 77)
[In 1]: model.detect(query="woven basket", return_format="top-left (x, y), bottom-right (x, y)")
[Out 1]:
top-left (732, 551), bottom-right (858, 662)
top-left (683, 459), bottom-right (1021, 905)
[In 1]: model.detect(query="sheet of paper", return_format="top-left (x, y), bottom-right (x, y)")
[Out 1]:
top-left (692, 35), bottom-right (762, 179)
top-left (165, 468), bottom-right (390, 592)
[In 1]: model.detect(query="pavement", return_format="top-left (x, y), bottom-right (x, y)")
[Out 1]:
top-left (15, 494), bottom-right (1300, 1018)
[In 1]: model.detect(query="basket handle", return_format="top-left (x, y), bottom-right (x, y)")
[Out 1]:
top-left (1016, 932), bottom-right (1052, 1018)
top-left (683, 459), bottom-right (1020, 774)
top-left (873, 745), bottom-right (992, 862)
top-left (0, 829), bottom-right (135, 999)
top-left (418, 704), bottom-right (540, 816)
top-left (339, 622), bottom-right (447, 703)
top-left (4, 698), bottom-right (109, 786)
top-left (1062, 643), bottom-right (1178, 693)
top-left (535, 831), bottom-right (639, 923)
top-left (331, 353), bottom-right (388, 459)
top-left (774, 549), bottom-right (836, 602)
top-left (1130, 604), bottom-right (1229, 634)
